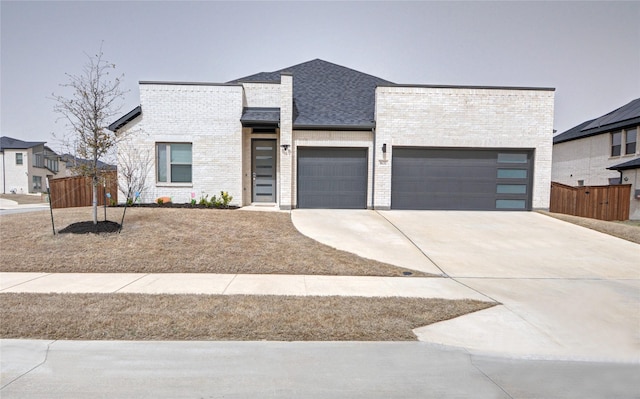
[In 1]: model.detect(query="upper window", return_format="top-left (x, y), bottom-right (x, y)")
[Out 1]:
top-left (15, 153), bottom-right (23, 165)
top-left (157, 143), bottom-right (192, 183)
top-left (625, 128), bottom-right (637, 155)
top-left (46, 158), bottom-right (59, 173)
top-left (611, 131), bottom-right (622, 157)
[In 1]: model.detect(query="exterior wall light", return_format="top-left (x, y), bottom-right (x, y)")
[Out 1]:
top-left (382, 143), bottom-right (387, 153)
top-left (280, 144), bottom-right (290, 151)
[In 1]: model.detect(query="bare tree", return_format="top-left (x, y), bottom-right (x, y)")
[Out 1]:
top-left (52, 44), bottom-right (127, 223)
top-left (118, 146), bottom-right (152, 204)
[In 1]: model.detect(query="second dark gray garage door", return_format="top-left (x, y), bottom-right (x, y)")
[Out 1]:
top-left (297, 147), bottom-right (367, 209)
top-left (392, 148), bottom-right (533, 210)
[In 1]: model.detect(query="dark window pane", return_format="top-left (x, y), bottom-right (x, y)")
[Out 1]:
top-left (625, 128), bottom-right (637, 154)
top-left (171, 165), bottom-right (192, 182)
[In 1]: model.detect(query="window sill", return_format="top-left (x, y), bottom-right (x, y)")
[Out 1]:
top-left (156, 183), bottom-right (193, 188)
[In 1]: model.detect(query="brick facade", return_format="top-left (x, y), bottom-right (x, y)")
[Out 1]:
top-left (374, 86), bottom-right (555, 209)
top-left (118, 83), bottom-right (244, 205)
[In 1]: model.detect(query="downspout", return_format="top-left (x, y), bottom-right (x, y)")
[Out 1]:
top-left (618, 170), bottom-right (623, 185)
top-left (371, 126), bottom-right (376, 210)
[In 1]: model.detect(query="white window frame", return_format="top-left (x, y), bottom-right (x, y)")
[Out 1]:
top-left (156, 143), bottom-right (193, 185)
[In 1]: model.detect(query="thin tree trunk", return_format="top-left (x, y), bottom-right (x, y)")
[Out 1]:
top-left (92, 178), bottom-right (98, 224)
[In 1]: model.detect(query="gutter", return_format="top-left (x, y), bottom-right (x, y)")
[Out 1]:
top-left (293, 123), bottom-right (375, 131)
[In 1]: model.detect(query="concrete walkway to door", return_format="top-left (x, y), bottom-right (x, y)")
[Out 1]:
top-left (291, 210), bottom-right (640, 362)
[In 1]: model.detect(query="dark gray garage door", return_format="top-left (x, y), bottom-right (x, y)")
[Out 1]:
top-left (391, 148), bottom-right (533, 210)
top-left (297, 147), bottom-right (367, 209)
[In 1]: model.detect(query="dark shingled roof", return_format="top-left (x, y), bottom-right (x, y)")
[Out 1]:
top-left (61, 154), bottom-right (116, 171)
top-left (240, 108), bottom-right (280, 127)
top-left (230, 59), bottom-right (394, 129)
top-left (553, 119), bottom-right (597, 144)
top-left (607, 157), bottom-right (640, 171)
top-left (554, 98), bottom-right (640, 144)
top-left (0, 136), bottom-right (45, 151)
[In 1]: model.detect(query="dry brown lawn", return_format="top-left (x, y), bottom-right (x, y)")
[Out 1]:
top-left (0, 293), bottom-right (494, 341)
top-left (0, 207), bottom-right (431, 276)
top-left (538, 211), bottom-right (640, 244)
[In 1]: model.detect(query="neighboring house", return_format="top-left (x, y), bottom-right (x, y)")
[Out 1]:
top-left (60, 154), bottom-right (116, 177)
top-left (552, 98), bottom-right (640, 220)
top-left (110, 59), bottom-right (555, 211)
top-left (0, 136), bottom-right (67, 194)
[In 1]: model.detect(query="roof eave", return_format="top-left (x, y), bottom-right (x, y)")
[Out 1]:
top-left (579, 116), bottom-right (640, 136)
top-left (109, 106), bottom-right (142, 132)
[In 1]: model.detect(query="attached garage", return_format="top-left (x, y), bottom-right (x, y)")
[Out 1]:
top-left (297, 147), bottom-right (368, 209)
top-left (391, 148), bottom-right (533, 210)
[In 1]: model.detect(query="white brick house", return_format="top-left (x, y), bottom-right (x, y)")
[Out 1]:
top-left (0, 137), bottom-right (66, 194)
top-left (111, 59), bottom-right (555, 211)
top-left (552, 98), bottom-right (640, 219)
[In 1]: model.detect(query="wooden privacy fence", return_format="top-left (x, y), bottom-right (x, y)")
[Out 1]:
top-left (549, 182), bottom-right (631, 221)
top-left (49, 171), bottom-right (118, 209)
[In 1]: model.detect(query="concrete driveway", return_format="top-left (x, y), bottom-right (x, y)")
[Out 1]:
top-left (292, 210), bottom-right (640, 362)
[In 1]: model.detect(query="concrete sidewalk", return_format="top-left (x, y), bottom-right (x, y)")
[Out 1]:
top-left (3, 340), bottom-right (638, 399)
top-left (0, 198), bottom-right (49, 215)
top-left (0, 272), bottom-right (489, 301)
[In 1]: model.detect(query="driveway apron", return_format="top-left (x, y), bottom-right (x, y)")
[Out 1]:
top-left (293, 210), bottom-right (640, 362)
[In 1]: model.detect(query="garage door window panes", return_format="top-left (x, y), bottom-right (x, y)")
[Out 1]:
top-left (497, 153), bottom-right (528, 163)
top-left (497, 184), bottom-right (527, 194)
top-left (497, 169), bottom-right (527, 179)
top-left (496, 199), bottom-right (526, 209)
top-left (495, 152), bottom-right (530, 209)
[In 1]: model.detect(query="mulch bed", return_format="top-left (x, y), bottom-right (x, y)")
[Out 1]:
top-left (58, 220), bottom-right (122, 234)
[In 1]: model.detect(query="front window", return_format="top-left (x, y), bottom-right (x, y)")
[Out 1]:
top-left (15, 153), bottom-right (23, 165)
top-left (32, 176), bottom-right (42, 191)
top-left (611, 131), bottom-right (622, 157)
top-left (625, 128), bottom-right (637, 155)
top-left (157, 143), bottom-right (192, 183)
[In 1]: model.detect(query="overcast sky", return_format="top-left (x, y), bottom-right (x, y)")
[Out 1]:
top-left (1, 1), bottom-right (639, 150)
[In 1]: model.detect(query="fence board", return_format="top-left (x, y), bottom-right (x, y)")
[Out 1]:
top-left (550, 182), bottom-right (630, 221)
top-left (49, 171), bottom-right (118, 209)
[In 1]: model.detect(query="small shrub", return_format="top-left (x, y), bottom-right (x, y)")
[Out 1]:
top-left (190, 199), bottom-right (197, 206)
top-left (126, 198), bottom-right (134, 206)
top-left (198, 193), bottom-right (209, 206)
top-left (157, 198), bottom-right (164, 205)
top-left (219, 191), bottom-right (233, 208)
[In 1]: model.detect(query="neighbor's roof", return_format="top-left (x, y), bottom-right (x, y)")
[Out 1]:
top-left (61, 154), bottom-right (117, 171)
top-left (0, 136), bottom-right (45, 151)
top-left (230, 59), bottom-right (394, 129)
top-left (554, 98), bottom-right (640, 144)
top-left (607, 157), bottom-right (640, 171)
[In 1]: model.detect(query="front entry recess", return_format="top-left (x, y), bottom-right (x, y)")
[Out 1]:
top-left (252, 140), bottom-right (276, 202)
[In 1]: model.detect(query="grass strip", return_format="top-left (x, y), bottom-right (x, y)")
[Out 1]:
top-left (0, 293), bottom-right (495, 341)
